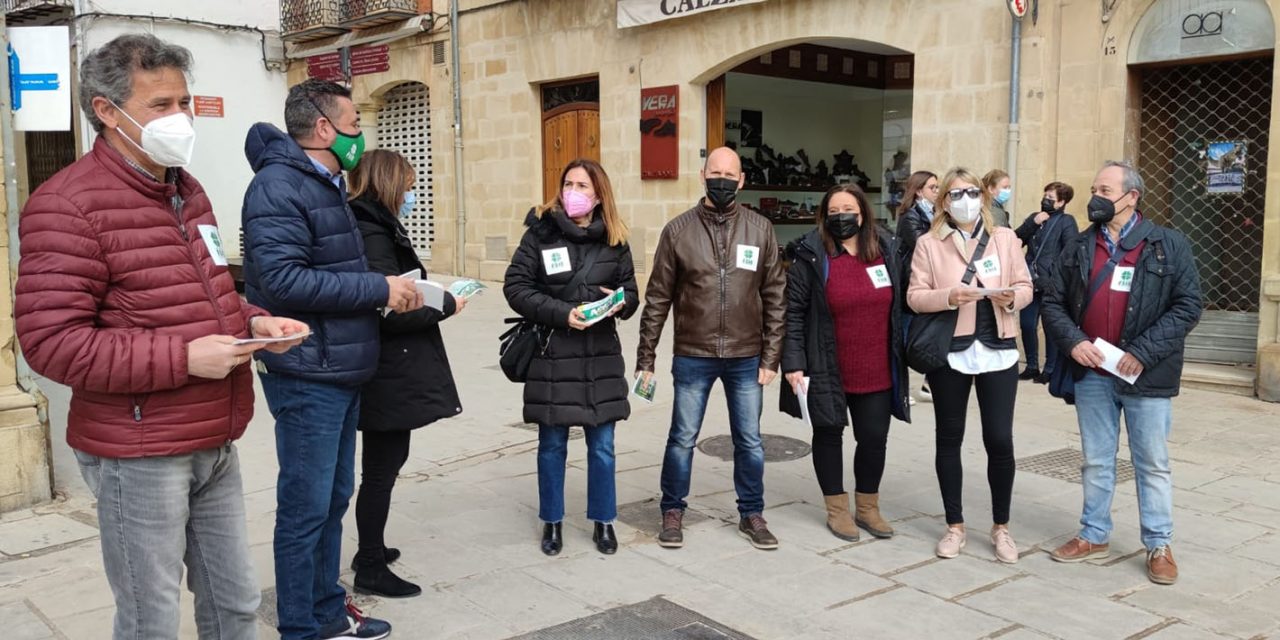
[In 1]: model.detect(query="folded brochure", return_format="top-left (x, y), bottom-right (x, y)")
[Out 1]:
top-left (576, 288), bottom-right (625, 327)
top-left (385, 271), bottom-right (482, 316)
top-left (1093, 337), bottom-right (1140, 385)
top-left (632, 374), bottom-right (657, 403)
top-left (234, 331), bottom-right (311, 346)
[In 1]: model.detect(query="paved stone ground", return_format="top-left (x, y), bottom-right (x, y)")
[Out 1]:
top-left (3, 279), bottom-right (1279, 639)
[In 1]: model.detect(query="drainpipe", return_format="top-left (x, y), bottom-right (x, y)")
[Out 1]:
top-left (450, 0), bottom-right (467, 276)
top-left (0, 26), bottom-right (50, 416)
top-left (1006, 16), bottom-right (1022, 200)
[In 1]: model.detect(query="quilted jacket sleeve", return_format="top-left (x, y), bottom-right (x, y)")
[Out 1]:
top-left (612, 243), bottom-right (640, 321)
top-left (781, 257), bottom-right (812, 375)
top-left (15, 193), bottom-right (190, 394)
top-left (1125, 231), bottom-right (1203, 368)
top-left (243, 178), bottom-right (389, 313)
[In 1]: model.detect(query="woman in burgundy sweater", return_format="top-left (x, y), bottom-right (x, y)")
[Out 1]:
top-left (780, 184), bottom-right (910, 542)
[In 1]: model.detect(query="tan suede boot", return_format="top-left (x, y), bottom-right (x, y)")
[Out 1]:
top-left (854, 492), bottom-right (895, 538)
top-left (823, 493), bottom-right (860, 541)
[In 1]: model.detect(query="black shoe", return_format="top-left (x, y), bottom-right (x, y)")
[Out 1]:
top-left (350, 547), bottom-right (401, 572)
top-left (593, 522), bottom-right (618, 555)
top-left (1019, 368), bottom-right (1040, 380)
top-left (541, 522), bottom-right (563, 556)
top-left (353, 563), bottom-right (421, 599)
top-left (1034, 372), bottom-right (1051, 385)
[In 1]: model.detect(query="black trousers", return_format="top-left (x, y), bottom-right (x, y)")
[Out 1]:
top-left (812, 390), bottom-right (892, 496)
top-left (925, 364), bottom-right (1018, 525)
top-left (354, 430), bottom-right (412, 563)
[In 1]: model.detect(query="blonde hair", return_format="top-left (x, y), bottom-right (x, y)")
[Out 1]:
top-left (931, 167), bottom-right (996, 233)
top-left (348, 149), bottom-right (416, 215)
top-left (537, 158), bottom-right (629, 247)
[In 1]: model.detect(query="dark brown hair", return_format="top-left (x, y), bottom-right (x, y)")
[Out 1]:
top-left (1042, 181), bottom-right (1074, 205)
top-left (537, 158), bottom-right (629, 247)
top-left (896, 170), bottom-right (938, 217)
top-left (818, 184), bottom-right (880, 262)
top-left (348, 149), bottom-right (415, 215)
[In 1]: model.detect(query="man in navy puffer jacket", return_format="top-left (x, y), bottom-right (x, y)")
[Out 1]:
top-left (242, 79), bottom-right (420, 640)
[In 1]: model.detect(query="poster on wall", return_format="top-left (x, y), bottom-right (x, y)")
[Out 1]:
top-left (1206, 140), bottom-right (1247, 194)
top-left (7, 26), bottom-right (71, 131)
top-left (739, 109), bottom-right (762, 148)
top-left (617, 0), bottom-right (768, 28)
top-left (640, 85), bottom-right (678, 180)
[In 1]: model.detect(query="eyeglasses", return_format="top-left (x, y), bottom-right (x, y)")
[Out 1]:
top-left (947, 187), bottom-right (982, 201)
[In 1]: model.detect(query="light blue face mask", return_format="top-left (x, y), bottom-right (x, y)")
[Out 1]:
top-left (399, 191), bottom-right (416, 218)
top-left (995, 188), bottom-right (1012, 206)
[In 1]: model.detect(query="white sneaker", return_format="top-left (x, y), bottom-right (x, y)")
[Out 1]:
top-left (936, 526), bottom-right (966, 559)
top-left (917, 384), bottom-right (933, 403)
top-left (992, 526), bottom-right (1018, 564)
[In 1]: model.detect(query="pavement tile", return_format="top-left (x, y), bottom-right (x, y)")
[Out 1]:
top-left (1139, 622), bottom-right (1236, 639)
top-left (959, 575), bottom-right (1163, 639)
top-left (818, 585), bottom-right (1010, 639)
top-left (1122, 586), bottom-right (1278, 638)
top-left (520, 549), bottom-right (705, 608)
top-left (0, 514), bottom-right (99, 556)
top-left (446, 569), bottom-right (596, 634)
top-left (0, 600), bottom-right (56, 639)
top-left (1231, 532), bottom-right (1280, 567)
top-left (892, 553), bottom-right (1022, 599)
top-left (1226, 504), bottom-right (1280, 529)
top-left (665, 584), bottom-right (834, 640)
top-left (1159, 541), bottom-right (1280, 600)
top-left (828, 534), bottom-right (939, 576)
top-left (1015, 550), bottom-right (1154, 598)
top-left (1195, 476), bottom-right (1280, 512)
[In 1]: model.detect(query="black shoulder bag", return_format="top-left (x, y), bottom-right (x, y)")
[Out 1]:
top-left (499, 244), bottom-right (603, 383)
top-left (905, 228), bottom-right (991, 374)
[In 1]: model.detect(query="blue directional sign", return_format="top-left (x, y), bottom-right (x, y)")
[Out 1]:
top-left (8, 44), bottom-right (61, 111)
top-left (6, 26), bottom-right (71, 131)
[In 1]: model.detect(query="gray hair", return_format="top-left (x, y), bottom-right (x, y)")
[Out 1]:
top-left (79, 34), bottom-right (192, 133)
top-left (285, 79), bottom-right (352, 140)
top-left (1103, 160), bottom-right (1145, 202)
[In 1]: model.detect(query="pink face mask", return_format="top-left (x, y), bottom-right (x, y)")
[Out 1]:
top-left (562, 189), bottom-right (596, 218)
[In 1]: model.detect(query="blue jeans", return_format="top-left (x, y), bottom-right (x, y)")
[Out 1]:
top-left (260, 373), bottom-right (360, 640)
top-left (1019, 293), bottom-right (1057, 373)
top-left (75, 446), bottom-right (259, 640)
top-left (660, 355), bottom-right (765, 517)
top-left (1074, 371), bottom-right (1174, 550)
top-left (538, 423), bottom-right (617, 523)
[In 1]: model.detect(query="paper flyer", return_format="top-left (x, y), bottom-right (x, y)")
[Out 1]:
top-left (576, 288), bottom-right (626, 327)
top-left (234, 331), bottom-right (310, 346)
top-left (1094, 337), bottom-right (1140, 385)
top-left (632, 374), bottom-right (657, 404)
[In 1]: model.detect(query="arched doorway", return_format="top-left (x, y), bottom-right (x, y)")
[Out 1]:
top-left (704, 40), bottom-right (914, 250)
top-left (1131, 0), bottom-right (1275, 365)
top-left (376, 82), bottom-right (435, 259)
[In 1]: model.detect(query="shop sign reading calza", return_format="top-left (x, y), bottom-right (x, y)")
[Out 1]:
top-left (618, 0), bottom-right (767, 28)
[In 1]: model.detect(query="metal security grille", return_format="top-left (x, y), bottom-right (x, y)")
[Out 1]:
top-left (1138, 56), bottom-right (1271, 364)
top-left (376, 82), bottom-right (434, 259)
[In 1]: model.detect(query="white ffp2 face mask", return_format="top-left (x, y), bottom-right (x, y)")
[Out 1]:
top-left (113, 103), bottom-right (196, 168)
top-left (949, 195), bottom-right (983, 224)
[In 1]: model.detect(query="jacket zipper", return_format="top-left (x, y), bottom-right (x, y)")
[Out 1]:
top-left (717, 215), bottom-right (729, 357)
top-left (173, 195), bottom-right (236, 442)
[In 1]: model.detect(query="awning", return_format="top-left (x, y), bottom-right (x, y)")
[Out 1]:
top-left (617, 0), bottom-right (767, 29)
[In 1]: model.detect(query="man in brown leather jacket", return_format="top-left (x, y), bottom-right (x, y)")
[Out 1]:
top-left (636, 147), bottom-right (786, 550)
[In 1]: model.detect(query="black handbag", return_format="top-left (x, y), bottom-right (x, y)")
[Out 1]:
top-left (905, 228), bottom-right (990, 374)
top-left (498, 243), bottom-right (602, 383)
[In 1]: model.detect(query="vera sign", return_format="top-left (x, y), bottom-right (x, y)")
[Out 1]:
top-left (640, 85), bottom-right (678, 180)
top-left (617, 0), bottom-right (767, 28)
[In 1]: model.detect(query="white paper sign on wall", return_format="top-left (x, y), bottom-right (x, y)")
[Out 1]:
top-left (617, 0), bottom-right (768, 29)
top-left (7, 26), bottom-right (71, 132)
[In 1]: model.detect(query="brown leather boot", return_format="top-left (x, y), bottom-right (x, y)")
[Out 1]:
top-left (854, 492), bottom-right (894, 538)
top-left (823, 493), bottom-right (860, 541)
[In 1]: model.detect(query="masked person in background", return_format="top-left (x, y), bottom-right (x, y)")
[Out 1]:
top-left (504, 159), bottom-right (638, 557)
top-left (781, 184), bottom-right (911, 543)
top-left (348, 149), bottom-right (465, 598)
top-left (908, 167), bottom-right (1033, 565)
top-left (242, 79), bottom-right (423, 640)
top-left (636, 147), bottom-right (786, 551)
top-left (16, 34), bottom-right (309, 639)
top-left (1014, 182), bottom-right (1079, 383)
top-left (895, 170), bottom-right (941, 404)
top-left (982, 169), bottom-right (1013, 228)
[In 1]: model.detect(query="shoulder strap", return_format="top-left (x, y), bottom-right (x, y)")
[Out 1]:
top-left (558, 242), bottom-right (604, 302)
top-left (959, 228), bottom-right (991, 287)
top-left (1079, 228), bottom-right (1122, 318)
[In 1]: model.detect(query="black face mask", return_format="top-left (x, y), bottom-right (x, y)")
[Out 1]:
top-left (1087, 193), bottom-right (1125, 224)
top-left (825, 213), bottom-right (861, 240)
top-left (705, 177), bottom-right (739, 212)
top-left (1041, 198), bottom-right (1057, 213)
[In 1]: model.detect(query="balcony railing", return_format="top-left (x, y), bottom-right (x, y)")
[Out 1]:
top-left (341, 0), bottom-right (430, 29)
top-left (282, 0), bottom-right (348, 43)
top-left (4, 0), bottom-right (71, 23)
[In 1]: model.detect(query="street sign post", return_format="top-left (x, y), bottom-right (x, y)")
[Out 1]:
top-left (6, 26), bottom-right (70, 131)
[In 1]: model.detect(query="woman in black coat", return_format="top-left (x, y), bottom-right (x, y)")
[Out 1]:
top-left (348, 150), bottom-right (464, 598)
top-left (502, 158), bottom-right (638, 557)
top-left (781, 184), bottom-right (910, 543)
top-left (895, 170), bottom-right (940, 404)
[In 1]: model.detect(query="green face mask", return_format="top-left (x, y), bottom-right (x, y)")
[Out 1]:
top-left (330, 127), bottom-right (365, 171)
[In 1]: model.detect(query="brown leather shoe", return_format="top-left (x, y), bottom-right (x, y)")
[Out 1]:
top-left (1147, 545), bottom-right (1178, 585)
top-left (1049, 537), bottom-right (1111, 563)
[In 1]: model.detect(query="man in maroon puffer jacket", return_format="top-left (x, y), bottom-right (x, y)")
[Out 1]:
top-left (15, 34), bottom-right (306, 640)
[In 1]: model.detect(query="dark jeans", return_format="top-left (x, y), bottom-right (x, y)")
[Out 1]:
top-left (354, 430), bottom-right (412, 565)
top-left (1019, 292), bottom-right (1058, 374)
top-left (812, 390), bottom-right (892, 495)
top-left (537, 423), bottom-right (617, 522)
top-left (260, 373), bottom-right (359, 640)
top-left (660, 355), bottom-right (765, 517)
top-left (925, 364), bottom-right (1018, 526)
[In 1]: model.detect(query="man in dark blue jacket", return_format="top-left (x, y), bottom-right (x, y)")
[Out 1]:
top-left (1041, 161), bottom-right (1201, 587)
top-left (242, 79), bottom-right (420, 640)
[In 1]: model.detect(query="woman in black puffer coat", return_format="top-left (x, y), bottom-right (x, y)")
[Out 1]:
top-left (503, 159), bottom-right (638, 558)
top-left (348, 150), bottom-right (464, 599)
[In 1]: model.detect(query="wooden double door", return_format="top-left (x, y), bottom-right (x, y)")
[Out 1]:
top-left (542, 103), bottom-right (600, 202)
